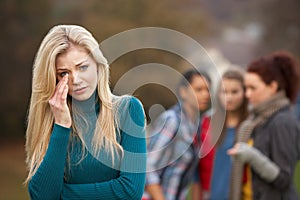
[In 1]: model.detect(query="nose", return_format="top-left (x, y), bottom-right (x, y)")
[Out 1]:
top-left (204, 89), bottom-right (210, 100)
top-left (245, 89), bottom-right (251, 99)
top-left (70, 71), bottom-right (82, 85)
top-left (226, 93), bottom-right (233, 101)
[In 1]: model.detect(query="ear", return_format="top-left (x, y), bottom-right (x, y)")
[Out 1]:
top-left (269, 81), bottom-right (279, 94)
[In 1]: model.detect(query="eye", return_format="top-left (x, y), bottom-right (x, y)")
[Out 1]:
top-left (60, 72), bottom-right (69, 77)
top-left (79, 65), bottom-right (88, 71)
top-left (232, 90), bottom-right (239, 94)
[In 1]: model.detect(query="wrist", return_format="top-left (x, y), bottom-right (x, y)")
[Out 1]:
top-left (55, 121), bottom-right (72, 128)
top-left (234, 142), bottom-right (254, 163)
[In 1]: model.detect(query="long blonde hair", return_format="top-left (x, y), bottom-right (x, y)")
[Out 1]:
top-left (25, 25), bottom-right (123, 183)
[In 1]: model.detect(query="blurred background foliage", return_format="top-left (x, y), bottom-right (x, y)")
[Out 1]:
top-left (0, 0), bottom-right (299, 199)
top-left (1, 0), bottom-right (300, 138)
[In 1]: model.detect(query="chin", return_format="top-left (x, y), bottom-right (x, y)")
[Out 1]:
top-left (71, 96), bottom-right (86, 101)
top-left (226, 106), bottom-right (236, 111)
top-left (71, 94), bottom-right (93, 101)
top-left (70, 89), bottom-right (95, 101)
top-left (199, 104), bottom-right (209, 110)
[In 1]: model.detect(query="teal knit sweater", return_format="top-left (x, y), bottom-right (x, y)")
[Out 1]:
top-left (28, 96), bottom-right (146, 200)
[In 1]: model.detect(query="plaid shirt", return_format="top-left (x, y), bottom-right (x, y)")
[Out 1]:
top-left (145, 103), bottom-right (200, 200)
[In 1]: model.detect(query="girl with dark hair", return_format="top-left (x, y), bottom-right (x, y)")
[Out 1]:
top-left (144, 69), bottom-right (211, 200)
top-left (228, 51), bottom-right (300, 200)
top-left (192, 68), bottom-right (248, 200)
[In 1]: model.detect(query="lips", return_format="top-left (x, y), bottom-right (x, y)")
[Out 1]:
top-left (73, 86), bottom-right (87, 94)
top-left (200, 101), bottom-right (210, 105)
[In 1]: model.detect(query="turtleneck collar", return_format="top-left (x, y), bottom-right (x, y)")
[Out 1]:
top-left (71, 90), bottom-right (100, 115)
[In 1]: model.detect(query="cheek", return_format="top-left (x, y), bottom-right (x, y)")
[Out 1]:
top-left (85, 69), bottom-right (98, 84)
top-left (199, 89), bottom-right (210, 99)
top-left (224, 92), bottom-right (244, 109)
top-left (90, 73), bottom-right (99, 90)
top-left (233, 94), bottom-right (245, 107)
top-left (67, 81), bottom-right (72, 92)
top-left (219, 93), bottom-right (226, 107)
top-left (247, 88), bottom-right (257, 99)
top-left (254, 88), bottom-right (266, 98)
top-left (259, 90), bottom-right (272, 102)
top-left (250, 88), bottom-right (268, 105)
top-left (91, 73), bottom-right (98, 84)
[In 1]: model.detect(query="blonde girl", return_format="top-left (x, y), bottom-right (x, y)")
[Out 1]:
top-left (25, 25), bottom-right (146, 199)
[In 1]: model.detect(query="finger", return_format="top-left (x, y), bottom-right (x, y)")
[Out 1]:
top-left (227, 148), bottom-right (236, 155)
top-left (52, 75), bottom-right (66, 95)
top-left (56, 75), bottom-right (69, 101)
top-left (49, 75), bottom-right (68, 105)
top-left (61, 84), bottom-right (69, 101)
top-left (227, 143), bottom-right (239, 155)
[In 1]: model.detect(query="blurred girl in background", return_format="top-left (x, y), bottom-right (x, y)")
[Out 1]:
top-left (228, 51), bottom-right (300, 200)
top-left (192, 68), bottom-right (248, 200)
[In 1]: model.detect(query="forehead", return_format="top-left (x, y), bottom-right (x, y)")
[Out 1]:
top-left (244, 72), bottom-right (265, 86)
top-left (56, 45), bottom-right (90, 67)
top-left (190, 75), bottom-right (209, 86)
top-left (222, 78), bottom-right (243, 88)
top-left (245, 73), bottom-right (260, 81)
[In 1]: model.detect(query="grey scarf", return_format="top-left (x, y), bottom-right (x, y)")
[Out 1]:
top-left (229, 91), bottom-right (290, 200)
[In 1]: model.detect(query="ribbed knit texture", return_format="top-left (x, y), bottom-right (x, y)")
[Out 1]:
top-left (28, 124), bottom-right (71, 200)
top-left (28, 96), bottom-right (146, 200)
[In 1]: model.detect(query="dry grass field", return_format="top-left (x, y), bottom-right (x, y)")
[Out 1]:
top-left (0, 139), bottom-right (299, 200)
top-left (0, 139), bottom-right (29, 200)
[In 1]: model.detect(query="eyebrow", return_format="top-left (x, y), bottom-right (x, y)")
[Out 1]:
top-left (56, 59), bottom-right (88, 71)
top-left (56, 67), bottom-right (68, 71)
top-left (75, 59), bottom-right (88, 67)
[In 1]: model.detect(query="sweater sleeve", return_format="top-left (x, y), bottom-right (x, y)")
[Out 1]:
top-left (28, 124), bottom-right (71, 200)
top-left (61, 96), bottom-right (147, 200)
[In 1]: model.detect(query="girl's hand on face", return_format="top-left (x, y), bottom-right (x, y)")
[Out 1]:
top-left (49, 74), bottom-right (72, 128)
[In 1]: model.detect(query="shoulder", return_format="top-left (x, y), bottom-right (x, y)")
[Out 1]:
top-left (149, 104), bottom-right (181, 134)
top-left (115, 95), bottom-right (144, 112)
top-left (266, 106), bottom-right (300, 139)
top-left (201, 116), bottom-right (211, 129)
top-left (271, 106), bottom-right (298, 127)
top-left (200, 109), bottom-right (214, 126)
top-left (203, 108), bottom-right (214, 118)
top-left (116, 95), bottom-right (145, 126)
top-left (157, 104), bottom-right (180, 125)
